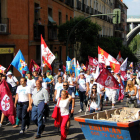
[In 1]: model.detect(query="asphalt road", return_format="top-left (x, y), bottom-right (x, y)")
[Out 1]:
top-left (0, 98), bottom-right (127, 140)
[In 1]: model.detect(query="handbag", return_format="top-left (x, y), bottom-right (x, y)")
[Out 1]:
top-left (51, 98), bottom-right (62, 127)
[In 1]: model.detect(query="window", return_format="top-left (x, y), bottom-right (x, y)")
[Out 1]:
top-left (70, 16), bottom-right (72, 20)
top-left (66, 15), bottom-right (68, 21)
top-left (36, 45), bottom-right (40, 60)
top-left (59, 12), bottom-right (62, 25)
top-left (48, 8), bottom-right (52, 17)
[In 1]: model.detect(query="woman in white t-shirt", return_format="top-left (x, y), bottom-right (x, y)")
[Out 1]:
top-left (58, 90), bottom-right (72, 140)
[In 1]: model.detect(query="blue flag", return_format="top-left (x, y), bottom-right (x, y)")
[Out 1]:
top-left (11, 50), bottom-right (29, 75)
top-left (67, 56), bottom-right (71, 61)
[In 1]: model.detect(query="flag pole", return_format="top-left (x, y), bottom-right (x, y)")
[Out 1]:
top-left (6, 64), bottom-right (11, 72)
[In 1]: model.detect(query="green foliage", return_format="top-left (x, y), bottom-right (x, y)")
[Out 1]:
top-left (58, 16), bottom-right (138, 64)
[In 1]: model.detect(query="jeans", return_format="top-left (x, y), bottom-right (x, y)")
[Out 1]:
top-left (32, 105), bottom-right (44, 136)
top-left (17, 103), bottom-right (29, 131)
top-left (79, 91), bottom-right (86, 110)
top-left (60, 115), bottom-right (69, 140)
top-left (90, 108), bottom-right (95, 113)
top-left (11, 86), bottom-right (17, 97)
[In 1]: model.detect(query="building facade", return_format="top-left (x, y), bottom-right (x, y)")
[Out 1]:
top-left (0, 0), bottom-right (74, 76)
top-left (114, 0), bottom-right (128, 45)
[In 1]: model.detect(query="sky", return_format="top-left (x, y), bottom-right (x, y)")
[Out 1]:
top-left (123, 0), bottom-right (140, 16)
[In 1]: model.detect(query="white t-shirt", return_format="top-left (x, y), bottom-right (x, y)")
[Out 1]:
top-left (55, 82), bottom-right (63, 99)
top-left (16, 85), bottom-right (31, 102)
top-left (92, 73), bottom-right (96, 79)
top-left (42, 82), bottom-right (47, 89)
top-left (78, 78), bottom-right (87, 92)
top-left (97, 83), bottom-right (104, 96)
top-left (7, 76), bottom-right (18, 87)
top-left (58, 98), bottom-right (70, 116)
top-left (27, 79), bottom-right (36, 93)
top-left (85, 74), bottom-right (93, 83)
top-left (68, 77), bottom-right (76, 87)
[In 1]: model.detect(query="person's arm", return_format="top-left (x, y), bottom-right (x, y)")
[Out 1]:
top-left (86, 82), bottom-right (89, 95)
top-left (68, 94), bottom-right (72, 102)
top-left (133, 86), bottom-right (137, 96)
top-left (53, 89), bottom-right (57, 102)
top-left (138, 89), bottom-right (140, 101)
top-left (126, 86), bottom-right (128, 92)
top-left (96, 93), bottom-right (100, 110)
top-left (14, 93), bottom-right (18, 107)
top-left (43, 89), bottom-right (49, 104)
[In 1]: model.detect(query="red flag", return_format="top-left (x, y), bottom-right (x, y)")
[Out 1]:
top-left (63, 65), bottom-right (66, 72)
top-left (118, 79), bottom-right (124, 101)
top-left (99, 63), bottom-right (105, 69)
top-left (88, 56), bottom-right (98, 67)
top-left (85, 61), bottom-right (89, 70)
top-left (116, 51), bottom-right (124, 64)
top-left (0, 80), bottom-right (16, 124)
top-left (98, 46), bottom-right (120, 73)
top-left (95, 68), bottom-right (119, 89)
top-left (41, 35), bottom-right (55, 70)
top-left (121, 71), bottom-right (127, 81)
top-left (29, 59), bottom-right (40, 72)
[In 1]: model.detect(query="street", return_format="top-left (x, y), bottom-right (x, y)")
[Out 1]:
top-left (0, 98), bottom-right (127, 140)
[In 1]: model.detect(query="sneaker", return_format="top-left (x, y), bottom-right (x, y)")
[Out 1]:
top-left (25, 125), bottom-right (29, 130)
top-left (19, 130), bottom-right (24, 134)
top-left (78, 109), bottom-right (83, 113)
top-left (6, 122), bottom-right (11, 126)
top-left (0, 123), bottom-right (2, 127)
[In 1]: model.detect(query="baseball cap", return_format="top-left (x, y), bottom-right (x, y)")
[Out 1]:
top-left (58, 68), bottom-right (61, 71)
top-left (26, 71), bottom-right (32, 74)
top-left (6, 71), bottom-right (12, 76)
top-left (133, 73), bottom-right (137, 76)
top-left (90, 78), bottom-right (94, 81)
top-left (46, 70), bottom-right (50, 73)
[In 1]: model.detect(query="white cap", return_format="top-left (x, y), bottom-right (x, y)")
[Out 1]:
top-left (80, 73), bottom-right (85, 75)
top-left (6, 71), bottom-right (12, 76)
top-left (136, 70), bottom-right (138, 72)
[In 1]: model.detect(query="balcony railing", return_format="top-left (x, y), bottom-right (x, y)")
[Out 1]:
top-left (34, 24), bottom-right (45, 40)
top-left (0, 18), bottom-right (10, 35)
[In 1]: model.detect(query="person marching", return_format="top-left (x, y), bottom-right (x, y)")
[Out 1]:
top-left (14, 77), bottom-right (31, 134)
top-left (57, 90), bottom-right (72, 140)
top-left (30, 80), bottom-right (49, 139)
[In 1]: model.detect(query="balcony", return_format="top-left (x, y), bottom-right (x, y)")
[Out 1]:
top-left (48, 26), bottom-right (57, 40)
top-left (0, 18), bottom-right (10, 35)
top-left (77, 0), bottom-right (81, 10)
top-left (34, 24), bottom-right (45, 40)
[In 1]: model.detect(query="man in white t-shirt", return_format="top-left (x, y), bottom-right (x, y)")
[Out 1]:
top-left (53, 75), bottom-right (63, 103)
top-left (6, 71), bottom-right (19, 99)
top-left (77, 73), bottom-right (89, 112)
top-left (26, 71), bottom-right (36, 93)
top-left (85, 70), bottom-right (93, 83)
top-left (68, 72), bottom-right (76, 95)
top-left (15, 77), bottom-right (31, 134)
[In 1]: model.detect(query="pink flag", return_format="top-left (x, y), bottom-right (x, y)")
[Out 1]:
top-left (118, 79), bottom-right (124, 101)
top-left (95, 68), bottom-right (119, 89)
top-left (29, 59), bottom-right (40, 72)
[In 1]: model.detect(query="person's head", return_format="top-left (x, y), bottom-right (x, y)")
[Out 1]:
top-left (91, 84), bottom-right (97, 94)
top-left (133, 73), bottom-right (137, 79)
top-left (130, 68), bottom-right (133, 73)
top-left (71, 72), bottom-right (75, 77)
top-left (63, 82), bottom-right (69, 90)
top-left (46, 70), bottom-right (50, 76)
top-left (93, 68), bottom-right (96, 73)
top-left (86, 70), bottom-right (90, 75)
top-left (58, 69), bottom-right (61, 76)
top-left (136, 70), bottom-right (138, 73)
top-left (26, 71), bottom-right (32, 79)
top-left (130, 73), bottom-right (133, 79)
top-left (20, 77), bottom-right (27, 86)
top-left (2, 74), bottom-right (7, 81)
top-left (80, 73), bottom-right (84, 79)
top-left (58, 75), bottom-right (62, 83)
top-left (36, 80), bottom-right (42, 89)
top-left (38, 75), bottom-right (43, 82)
top-left (90, 78), bottom-right (94, 83)
top-left (61, 90), bottom-right (68, 99)
top-left (80, 69), bottom-right (84, 73)
top-left (111, 71), bottom-right (114, 75)
top-left (127, 80), bottom-right (134, 88)
top-left (33, 71), bottom-right (38, 77)
top-left (116, 73), bottom-right (121, 77)
top-left (6, 71), bottom-right (12, 78)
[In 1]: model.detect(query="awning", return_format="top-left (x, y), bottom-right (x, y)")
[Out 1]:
top-left (48, 15), bottom-right (56, 24)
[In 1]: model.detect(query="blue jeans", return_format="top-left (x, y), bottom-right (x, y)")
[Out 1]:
top-left (90, 108), bottom-right (95, 113)
top-left (32, 105), bottom-right (44, 136)
top-left (79, 91), bottom-right (86, 110)
top-left (17, 103), bottom-right (29, 131)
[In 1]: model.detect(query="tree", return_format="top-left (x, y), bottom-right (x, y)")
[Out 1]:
top-left (58, 16), bottom-right (138, 64)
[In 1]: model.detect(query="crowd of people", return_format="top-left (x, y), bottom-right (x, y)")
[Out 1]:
top-left (0, 66), bottom-right (140, 139)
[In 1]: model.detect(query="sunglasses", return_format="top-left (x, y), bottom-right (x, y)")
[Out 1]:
top-left (92, 88), bottom-right (96, 89)
top-left (63, 85), bottom-right (68, 86)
